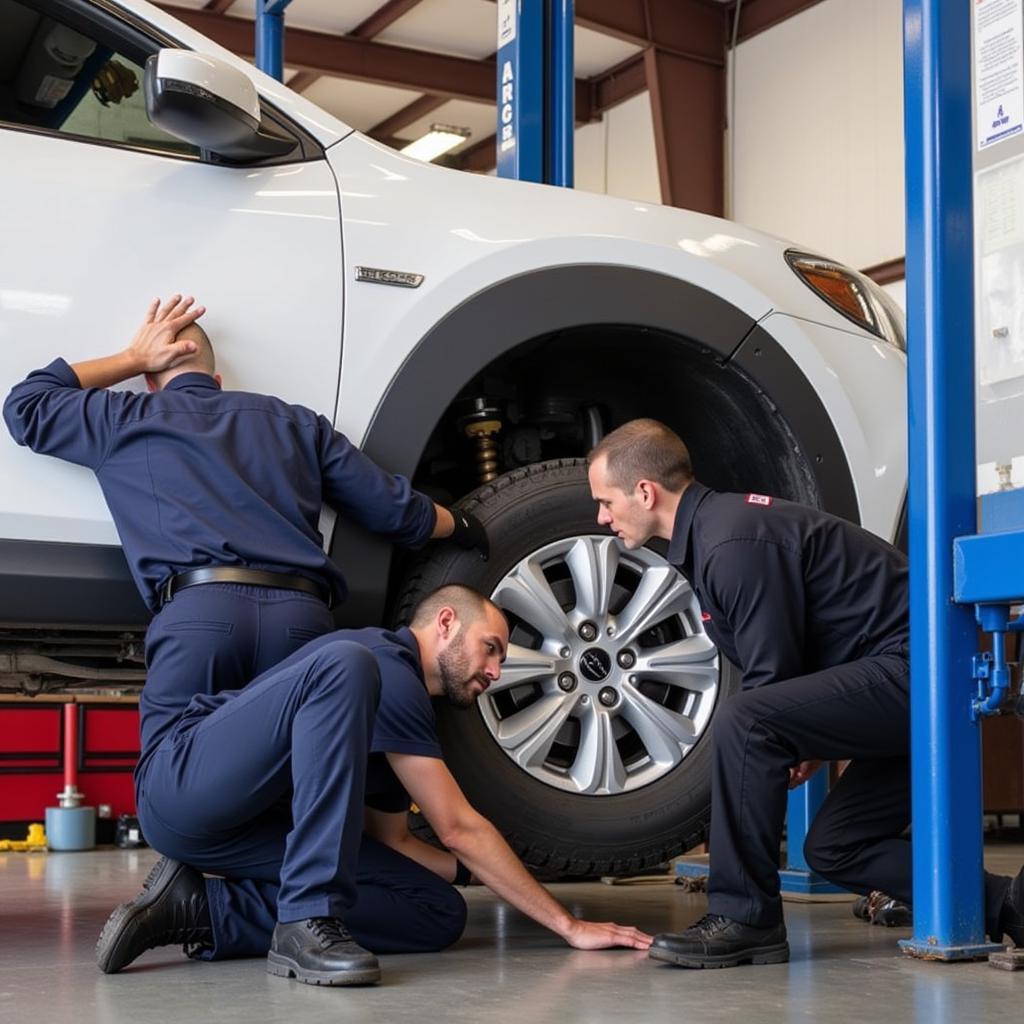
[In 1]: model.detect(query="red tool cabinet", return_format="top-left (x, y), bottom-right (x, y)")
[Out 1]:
top-left (0, 695), bottom-right (138, 834)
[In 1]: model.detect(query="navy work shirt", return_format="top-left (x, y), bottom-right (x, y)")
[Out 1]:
top-left (666, 482), bottom-right (908, 689)
top-left (3, 359), bottom-right (435, 611)
top-left (354, 626), bottom-right (445, 813)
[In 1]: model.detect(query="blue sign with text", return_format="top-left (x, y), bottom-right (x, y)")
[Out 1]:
top-left (496, 1), bottom-right (545, 182)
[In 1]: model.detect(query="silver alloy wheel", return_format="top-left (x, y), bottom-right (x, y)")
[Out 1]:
top-left (482, 535), bottom-right (720, 796)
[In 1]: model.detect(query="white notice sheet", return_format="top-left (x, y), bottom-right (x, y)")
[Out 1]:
top-left (976, 0), bottom-right (1024, 150)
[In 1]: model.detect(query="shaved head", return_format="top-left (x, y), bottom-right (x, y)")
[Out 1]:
top-left (409, 584), bottom-right (499, 629)
top-left (174, 322), bottom-right (215, 375)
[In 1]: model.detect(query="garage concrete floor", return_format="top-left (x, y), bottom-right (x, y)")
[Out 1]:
top-left (3, 846), bottom-right (1021, 1024)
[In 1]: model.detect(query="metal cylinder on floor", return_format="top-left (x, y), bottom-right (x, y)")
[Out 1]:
top-left (45, 703), bottom-right (95, 851)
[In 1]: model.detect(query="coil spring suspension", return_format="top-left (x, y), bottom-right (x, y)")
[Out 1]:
top-left (464, 420), bottom-right (502, 483)
top-left (459, 400), bottom-right (504, 484)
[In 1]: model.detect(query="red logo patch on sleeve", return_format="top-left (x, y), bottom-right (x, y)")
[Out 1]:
top-left (746, 493), bottom-right (773, 506)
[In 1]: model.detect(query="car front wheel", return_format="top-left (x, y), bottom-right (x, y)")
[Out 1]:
top-left (394, 459), bottom-right (740, 876)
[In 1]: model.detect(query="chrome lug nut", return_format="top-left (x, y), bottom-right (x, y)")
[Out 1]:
top-left (559, 646), bottom-right (571, 659)
top-left (580, 695), bottom-right (590, 705)
top-left (598, 687), bottom-right (618, 707)
top-left (617, 649), bottom-right (636, 669)
top-left (606, 625), bottom-right (616, 636)
top-left (558, 672), bottom-right (577, 692)
top-left (578, 621), bottom-right (598, 642)
top-left (628, 674), bottom-right (638, 685)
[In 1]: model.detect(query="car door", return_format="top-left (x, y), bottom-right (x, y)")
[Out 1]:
top-left (0, 0), bottom-right (344, 551)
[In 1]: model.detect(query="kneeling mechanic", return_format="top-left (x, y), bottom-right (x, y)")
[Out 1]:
top-left (96, 584), bottom-right (652, 984)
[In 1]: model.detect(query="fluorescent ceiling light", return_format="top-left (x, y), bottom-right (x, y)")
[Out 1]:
top-left (401, 124), bottom-right (471, 162)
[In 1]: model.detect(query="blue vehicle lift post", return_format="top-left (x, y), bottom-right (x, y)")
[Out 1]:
top-left (495, 0), bottom-right (574, 186)
top-left (899, 0), bottom-right (1007, 961)
top-left (255, 0), bottom-right (292, 83)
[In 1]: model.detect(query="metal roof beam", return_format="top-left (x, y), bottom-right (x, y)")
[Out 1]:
top-left (367, 94), bottom-right (449, 141)
top-left (159, 5), bottom-right (594, 116)
top-left (351, 0), bottom-right (428, 39)
top-left (286, 1), bottom-right (431, 104)
top-left (158, 5), bottom-right (496, 102)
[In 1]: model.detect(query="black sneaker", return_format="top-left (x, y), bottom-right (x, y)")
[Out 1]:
top-left (96, 856), bottom-right (211, 973)
top-left (852, 890), bottom-right (912, 927)
top-left (267, 918), bottom-right (381, 986)
top-left (649, 913), bottom-right (789, 969)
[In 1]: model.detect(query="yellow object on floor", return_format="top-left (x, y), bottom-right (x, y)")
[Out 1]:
top-left (0, 823), bottom-right (47, 852)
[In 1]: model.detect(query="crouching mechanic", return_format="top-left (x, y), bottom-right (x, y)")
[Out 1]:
top-left (587, 418), bottom-right (1024, 969)
top-left (96, 585), bottom-right (652, 984)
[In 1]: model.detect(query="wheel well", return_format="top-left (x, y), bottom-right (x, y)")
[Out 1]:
top-left (410, 325), bottom-right (822, 509)
top-left (333, 265), bottom-right (857, 627)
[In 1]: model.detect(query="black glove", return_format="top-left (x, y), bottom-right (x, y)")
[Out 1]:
top-left (449, 508), bottom-right (489, 561)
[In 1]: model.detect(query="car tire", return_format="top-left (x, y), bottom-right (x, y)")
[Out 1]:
top-left (392, 458), bottom-right (741, 876)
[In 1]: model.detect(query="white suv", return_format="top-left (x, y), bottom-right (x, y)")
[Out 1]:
top-left (0, 0), bottom-right (907, 875)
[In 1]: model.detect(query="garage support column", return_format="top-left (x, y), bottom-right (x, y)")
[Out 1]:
top-left (255, 0), bottom-right (293, 82)
top-left (898, 0), bottom-right (1002, 961)
top-left (643, 47), bottom-right (724, 215)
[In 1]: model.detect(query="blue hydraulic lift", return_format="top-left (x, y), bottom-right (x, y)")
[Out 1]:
top-left (900, 0), bottom-right (1019, 960)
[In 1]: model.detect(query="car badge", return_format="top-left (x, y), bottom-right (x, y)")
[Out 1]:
top-left (355, 266), bottom-right (424, 288)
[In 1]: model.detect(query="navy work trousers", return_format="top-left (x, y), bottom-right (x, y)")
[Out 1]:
top-left (706, 653), bottom-right (1008, 932)
top-left (139, 582), bottom-right (335, 764)
top-left (203, 835), bottom-right (467, 958)
top-left (137, 637), bottom-right (380, 923)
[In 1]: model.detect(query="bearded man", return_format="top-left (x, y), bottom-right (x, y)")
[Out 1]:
top-left (95, 584), bottom-right (651, 985)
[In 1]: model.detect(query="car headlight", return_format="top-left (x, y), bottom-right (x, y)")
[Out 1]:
top-left (785, 250), bottom-right (905, 351)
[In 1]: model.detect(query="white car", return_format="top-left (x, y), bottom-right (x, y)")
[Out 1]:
top-left (0, 0), bottom-right (907, 874)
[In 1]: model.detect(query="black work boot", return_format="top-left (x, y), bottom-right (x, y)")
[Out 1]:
top-left (267, 918), bottom-right (381, 986)
top-left (649, 913), bottom-right (789, 969)
top-left (96, 856), bottom-right (212, 973)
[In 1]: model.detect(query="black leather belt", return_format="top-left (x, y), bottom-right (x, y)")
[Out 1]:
top-left (161, 567), bottom-right (330, 607)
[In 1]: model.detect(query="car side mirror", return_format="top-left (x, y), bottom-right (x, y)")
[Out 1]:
top-left (144, 49), bottom-right (297, 163)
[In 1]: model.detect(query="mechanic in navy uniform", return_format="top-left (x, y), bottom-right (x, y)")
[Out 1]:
top-left (3, 295), bottom-right (488, 771)
top-left (586, 418), bottom-right (1024, 969)
top-left (91, 584), bottom-right (652, 986)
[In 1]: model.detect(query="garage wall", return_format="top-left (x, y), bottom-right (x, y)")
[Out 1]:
top-left (728, 0), bottom-right (905, 270)
top-left (574, 92), bottom-right (662, 205)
